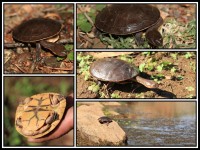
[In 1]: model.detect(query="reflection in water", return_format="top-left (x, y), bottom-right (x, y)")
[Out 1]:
top-left (106, 102), bottom-right (196, 146)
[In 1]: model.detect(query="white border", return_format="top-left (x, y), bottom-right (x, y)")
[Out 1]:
top-left (2, 1), bottom-right (198, 148)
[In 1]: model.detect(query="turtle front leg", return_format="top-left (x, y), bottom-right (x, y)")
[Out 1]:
top-left (49, 94), bottom-right (65, 106)
top-left (135, 32), bottom-right (144, 46)
top-left (104, 82), bottom-right (115, 98)
top-left (36, 42), bottom-right (42, 62)
top-left (40, 40), bottom-right (67, 57)
top-left (145, 17), bottom-right (163, 47)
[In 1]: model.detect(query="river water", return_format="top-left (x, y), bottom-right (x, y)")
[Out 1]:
top-left (105, 102), bottom-right (196, 146)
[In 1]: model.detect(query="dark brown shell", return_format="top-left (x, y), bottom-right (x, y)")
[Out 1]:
top-left (95, 4), bottom-right (160, 35)
top-left (89, 58), bottom-right (139, 82)
top-left (13, 18), bottom-right (62, 42)
top-left (98, 116), bottom-right (112, 124)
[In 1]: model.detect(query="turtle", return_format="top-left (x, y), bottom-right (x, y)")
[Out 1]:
top-left (95, 4), bottom-right (163, 47)
top-left (98, 116), bottom-right (113, 126)
top-left (89, 58), bottom-right (158, 90)
top-left (12, 18), bottom-right (68, 61)
top-left (15, 93), bottom-right (66, 138)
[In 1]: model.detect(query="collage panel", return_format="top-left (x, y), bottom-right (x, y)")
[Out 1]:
top-left (76, 101), bottom-right (197, 147)
top-left (4, 3), bottom-right (74, 74)
top-left (2, 1), bottom-right (198, 149)
top-left (3, 76), bottom-right (74, 146)
top-left (76, 3), bottom-right (196, 49)
top-left (76, 51), bottom-right (196, 99)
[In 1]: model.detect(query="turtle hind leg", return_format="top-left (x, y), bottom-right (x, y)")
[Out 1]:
top-left (45, 111), bottom-right (58, 124)
top-left (21, 129), bottom-right (39, 136)
top-left (21, 124), bottom-right (51, 136)
top-left (38, 124), bottom-right (51, 134)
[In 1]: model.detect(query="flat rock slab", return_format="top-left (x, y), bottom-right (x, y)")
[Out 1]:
top-left (77, 103), bottom-right (127, 146)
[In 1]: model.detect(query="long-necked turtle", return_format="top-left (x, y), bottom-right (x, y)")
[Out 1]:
top-left (12, 18), bottom-right (67, 61)
top-left (98, 116), bottom-right (113, 126)
top-left (95, 4), bottom-right (163, 47)
top-left (15, 93), bottom-right (66, 138)
top-left (89, 58), bottom-right (158, 89)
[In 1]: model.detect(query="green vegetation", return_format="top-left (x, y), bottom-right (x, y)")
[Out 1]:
top-left (77, 52), bottom-right (93, 81)
top-left (111, 93), bottom-right (121, 99)
top-left (162, 19), bottom-right (196, 48)
top-left (57, 44), bottom-right (74, 61)
top-left (77, 4), bottom-right (106, 33)
top-left (88, 84), bottom-right (100, 93)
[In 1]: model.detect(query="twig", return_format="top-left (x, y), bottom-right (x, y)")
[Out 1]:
top-left (38, 65), bottom-right (73, 71)
top-left (77, 5), bottom-right (94, 26)
top-left (42, 5), bottom-right (70, 13)
top-left (14, 64), bottom-right (27, 73)
top-left (4, 38), bottom-right (73, 49)
top-left (4, 43), bottom-right (26, 48)
top-left (79, 33), bottom-right (93, 44)
top-left (56, 38), bottom-right (73, 44)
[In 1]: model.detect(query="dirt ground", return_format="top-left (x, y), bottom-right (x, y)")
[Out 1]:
top-left (4, 4), bottom-right (74, 73)
top-left (77, 52), bottom-right (196, 99)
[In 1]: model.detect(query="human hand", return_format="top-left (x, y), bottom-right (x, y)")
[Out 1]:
top-left (28, 93), bottom-right (74, 143)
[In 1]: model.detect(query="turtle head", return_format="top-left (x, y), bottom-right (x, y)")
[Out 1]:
top-left (136, 76), bottom-right (158, 89)
top-left (146, 30), bottom-right (163, 47)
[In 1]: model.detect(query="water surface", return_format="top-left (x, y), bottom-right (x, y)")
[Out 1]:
top-left (105, 102), bottom-right (196, 146)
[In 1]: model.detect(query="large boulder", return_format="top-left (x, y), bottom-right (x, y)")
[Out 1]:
top-left (77, 102), bottom-right (127, 146)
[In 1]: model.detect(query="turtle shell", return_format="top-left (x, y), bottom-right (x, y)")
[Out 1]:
top-left (98, 116), bottom-right (113, 124)
top-left (15, 93), bottom-right (66, 138)
top-left (95, 4), bottom-right (160, 35)
top-left (89, 58), bottom-right (139, 82)
top-left (12, 18), bottom-right (62, 43)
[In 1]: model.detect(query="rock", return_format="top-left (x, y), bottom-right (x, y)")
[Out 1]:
top-left (101, 102), bottom-right (121, 106)
top-left (107, 110), bottom-right (119, 115)
top-left (77, 104), bottom-right (127, 146)
top-left (77, 102), bottom-right (104, 108)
